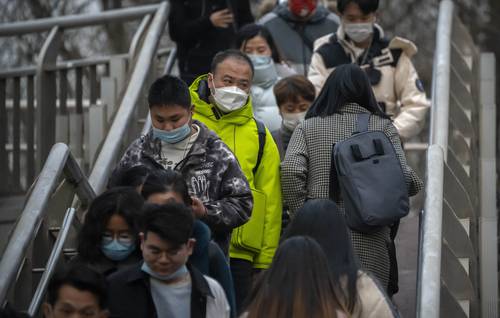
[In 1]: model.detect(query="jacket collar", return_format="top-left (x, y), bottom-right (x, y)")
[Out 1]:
top-left (340, 103), bottom-right (371, 114)
top-left (125, 262), bottom-right (213, 297)
top-left (125, 262), bottom-right (213, 318)
top-left (189, 74), bottom-right (254, 126)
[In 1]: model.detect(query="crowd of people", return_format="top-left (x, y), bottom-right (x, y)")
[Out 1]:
top-left (2, 0), bottom-right (431, 317)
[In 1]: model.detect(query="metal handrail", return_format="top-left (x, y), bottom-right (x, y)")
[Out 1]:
top-left (416, 145), bottom-right (445, 318)
top-left (88, 1), bottom-right (169, 194)
top-left (417, 0), bottom-right (498, 316)
top-left (0, 4), bottom-right (160, 37)
top-left (163, 46), bottom-right (178, 76)
top-left (27, 207), bottom-right (76, 316)
top-left (0, 1), bottom-right (171, 309)
top-left (0, 143), bottom-right (95, 304)
top-left (416, 2), bottom-right (454, 316)
top-left (429, 0), bottom-right (453, 153)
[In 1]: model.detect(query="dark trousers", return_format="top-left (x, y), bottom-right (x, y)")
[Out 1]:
top-left (230, 258), bottom-right (253, 314)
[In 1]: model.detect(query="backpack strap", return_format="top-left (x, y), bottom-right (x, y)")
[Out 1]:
top-left (253, 119), bottom-right (267, 175)
top-left (354, 113), bottom-right (371, 134)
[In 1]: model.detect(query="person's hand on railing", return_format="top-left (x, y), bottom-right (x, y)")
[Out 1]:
top-left (210, 9), bottom-right (234, 28)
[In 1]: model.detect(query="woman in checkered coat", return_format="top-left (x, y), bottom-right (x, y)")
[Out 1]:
top-left (281, 64), bottom-right (423, 290)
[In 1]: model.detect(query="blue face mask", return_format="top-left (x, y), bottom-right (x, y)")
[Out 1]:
top-left (152, 121), bottom-right (192, 144)
top-left (248, 54), bottom-right (272, 68)
top-left (248, 54), bottom-right (278, 88)
top-left (101, 239), bottom-right (136, 262)
top-left (141, 262), bottom-right (189, 281)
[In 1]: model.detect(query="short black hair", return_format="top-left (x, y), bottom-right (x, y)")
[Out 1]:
top-left (148, 75), bottom-right (191, 109)
top-left (141, 169), bottom-right (192, 205)
top-left (141, 203), bottom-right (194, 247)
top-left (210, 49), bottom-right (254, 77)
top-left (46, 264), bottom-right (107, 309)
top-left (107, 165), bottom-right (151, 189)
top-left (337, 0), bottom-right (379, 14)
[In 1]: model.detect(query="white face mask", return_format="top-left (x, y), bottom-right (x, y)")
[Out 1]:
top-left (210, 77), bottom-right (249, 113)
top-left (343, 22), bottom-right (374, 43)
top-left (282, 111), bottom-right (306, 130)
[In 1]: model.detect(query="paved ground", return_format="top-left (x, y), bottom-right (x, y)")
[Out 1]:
top-left (393, 208), bottom-right (420, 318)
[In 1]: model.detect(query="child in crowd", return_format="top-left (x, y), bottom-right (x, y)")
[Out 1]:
top-left (272, 74), bottom-right (315, 160)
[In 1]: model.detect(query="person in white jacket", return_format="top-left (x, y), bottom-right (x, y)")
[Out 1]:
top-left (307, 0), bottom-right (429, 140)
top-left (237, 23), bottom-right (296, 131)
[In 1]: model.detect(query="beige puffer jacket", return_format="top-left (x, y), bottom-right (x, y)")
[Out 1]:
top-left (307, 25), bottom-right (430, 140)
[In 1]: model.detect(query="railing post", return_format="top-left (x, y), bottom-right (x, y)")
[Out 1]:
top-left (0, 79), bottom-right (7, 194)
top-left (88, 2), bottom-right (169, 194)
top-left (128, 14), bottom-right (152, 63)
top-left (35, 26), bottom-right (61, 173)
top-left (478, 52), bottom-right (498, 318)
top-left (417, 145), bottom-right (445, 318)
top-left (430, 0), bottom-right (454, 157)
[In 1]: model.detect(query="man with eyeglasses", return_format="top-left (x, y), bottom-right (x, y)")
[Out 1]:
top-left (106, 203), bottom-right (230, 318)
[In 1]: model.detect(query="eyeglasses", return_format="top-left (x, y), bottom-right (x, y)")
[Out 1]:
top-left (102, 232), bottom-right (134, 245)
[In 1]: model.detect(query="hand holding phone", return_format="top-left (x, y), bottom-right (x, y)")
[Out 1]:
top-left (209, 8), bottom-right (234, 28)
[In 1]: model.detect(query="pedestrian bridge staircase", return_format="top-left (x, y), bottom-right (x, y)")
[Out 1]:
top-left (0, 1), bottom-right (497, 317)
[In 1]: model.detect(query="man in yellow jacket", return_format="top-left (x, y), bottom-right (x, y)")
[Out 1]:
top-left (189, 49), bottom-right (282, 313)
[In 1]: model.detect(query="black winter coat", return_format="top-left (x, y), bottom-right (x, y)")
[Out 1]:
top-left (169, 0), bottom-right (254, 84)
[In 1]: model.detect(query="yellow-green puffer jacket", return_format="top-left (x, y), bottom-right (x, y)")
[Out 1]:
top-left (190, 75), bottom-right (282, 269)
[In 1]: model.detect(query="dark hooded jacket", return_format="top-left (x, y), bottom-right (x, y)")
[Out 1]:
top-left (117, 120), bottom-right (253, 252)
top-left (258, 4), bottom-right (339, 74)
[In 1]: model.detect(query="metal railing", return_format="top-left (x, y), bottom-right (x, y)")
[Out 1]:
top-left (416, 1), bottom-right (497, 317)
top-left (88, 2), bottom-right (170, 194)
top-left (0, 2), bottom-right (174, 314)
top-left (0, 3), bottom-right (166, 195)
top-left (0, 143), bottom-right (95, 311)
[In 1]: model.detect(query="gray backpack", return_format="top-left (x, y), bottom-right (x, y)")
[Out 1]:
top-left (330, 113), bottom-right (409, 233)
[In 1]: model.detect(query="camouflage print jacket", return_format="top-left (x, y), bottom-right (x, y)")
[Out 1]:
top-left (117, 120), bottom-right (253, 251)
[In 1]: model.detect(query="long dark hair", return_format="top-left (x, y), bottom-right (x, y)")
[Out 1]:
top-left (77, 187), bottom-right (144, 262)
top-left (236, 23), bottom-right (283, 64)
top-left (306, 63), bottom-right (388, 119)
top-left (141, 169), bottom-right (192, 205)
top-left (245, 236), bottom-right (342, 318)
top-left (282, 199), bottom-right (360, 313)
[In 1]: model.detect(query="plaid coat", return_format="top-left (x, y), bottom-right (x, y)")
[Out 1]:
top-left (281, 103), bottom-right (423, 288)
